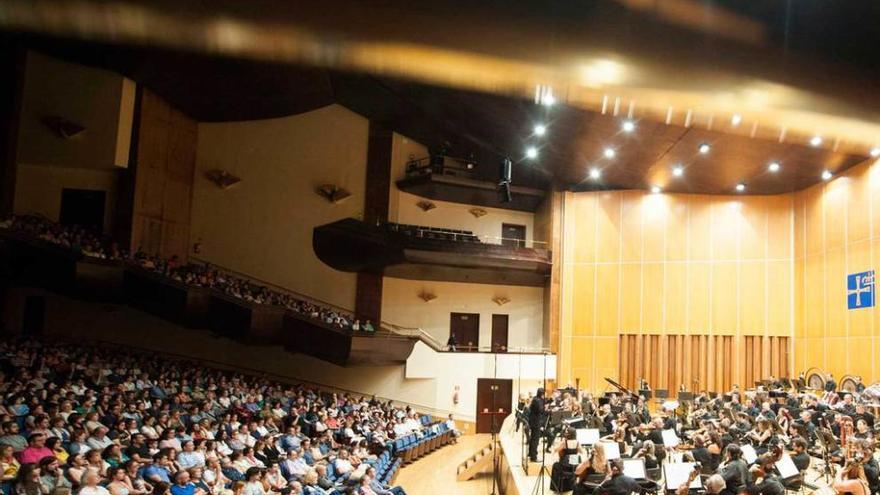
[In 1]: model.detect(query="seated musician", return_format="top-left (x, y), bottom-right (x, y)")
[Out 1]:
top-left (632, 440), bottom-right (659, 469)
top-left (747, 419), bottom-right (774, 456)
top-left (704, 474), bottom-right (727, 495)
top-left (573, 442), bottom-right (608, 495)
top-left (551, 428), bottom-right (584, 493)
top-left (775, 408), bottom-right (792, 435)
top-left (759, 402), bottom-right (776, 421)
top-left (683, 435), bottom-right (715, 471)
top-left (795, 410), bottom-right (817, 441)
top-left (790, 437), bottom-right (811, 473)
top-left (825, 373), bottom-right (838, 392)
top-left (743, 458), bottom-right (785, 495)
top-left (596, 459), bottom-right (642, 495)
top-left (854, 419), bottom-right (871, 440)
top-left (853, 405), bottom-right (875, 429)
top-left (717, 444), bottom-right (748, 495)
top-left (836, 394), bottom-right (857, 415)
top-left (857, 440), bottom-right (880, 495)
top-left (832, 461), bottom-right (871, 495)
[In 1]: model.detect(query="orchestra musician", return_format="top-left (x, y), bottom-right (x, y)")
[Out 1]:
top-left (550, 427), bottom-right (584, 493)
top-left (596, 459), bottom-right (643, 495)
top-left (573, 442), bottom-right (608, 495)
top-left (826, 373), bottom-right (838, 392)
top-left (832, 460), bottom-right (871, 495)
top-left (717, 444), bottom-right (749, 495)
top-left (790, 437), bottom-right (811, 472)
top-left (743, 458), bottom-right (785, 495)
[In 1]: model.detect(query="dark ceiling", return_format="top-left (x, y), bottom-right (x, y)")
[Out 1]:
top-left (6, 21), bottom-right (871, 195)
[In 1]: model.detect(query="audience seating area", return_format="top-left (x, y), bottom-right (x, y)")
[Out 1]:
top-left (0, 339), bottom-right (460, 495)
top-left (384, 223), bottom-right (480, 243)
top-left (0, 215), bottom-right (372, 332)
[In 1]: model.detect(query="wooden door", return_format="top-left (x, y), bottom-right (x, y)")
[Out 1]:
top-left (491, 314), bottom-right (509, 352)
top-left (501, 223), bottom-right (526, 247)
top-left (476, 378), bottom-right (513, 433)
top-left (450, 312), bottom-right (480, 351)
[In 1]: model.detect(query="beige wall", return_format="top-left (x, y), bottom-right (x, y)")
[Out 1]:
top-left (559, 190), bottom-right (795, 392)
top-left (793, 157), bottom-right (880, 383)
top-left (381, 277), bottom-right (545, 350)
top-left (388, 133), bottom-right (538, 244)
top-left (191, 104), bottom-right (368, 309)
top-left (14, 163), bottom-right (119, 231)
top-left (17, 51), bottom-right (134, 170)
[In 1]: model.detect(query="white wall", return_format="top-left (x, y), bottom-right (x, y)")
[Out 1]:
top-left (381, 277), bottom-right (544, 350)
top-left (191, 104), bottom-right (368, 309)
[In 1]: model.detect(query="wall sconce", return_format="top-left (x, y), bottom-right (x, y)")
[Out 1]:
top-left (469, 208), bottom-right (487, 218)
top-left (492, 296), bottom-right (510, 306)
top-left (418, 291), bottom-right (437, 303)
top-left (416, 200), bottom-right (436, 212)
top-left (43, 115), bottom-right (86, 139)
top-left (315, 184), bottom-right (351, 203)
top-left (205, 169), bottom-right (242, 189)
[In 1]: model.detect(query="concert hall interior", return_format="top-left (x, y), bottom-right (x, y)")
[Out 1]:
top-left (1, 2), bottom-right (880, 495)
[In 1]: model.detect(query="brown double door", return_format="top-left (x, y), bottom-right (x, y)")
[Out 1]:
top-left (476, 378), bottom-right (513, 433)
top-left (491, 314), bottom-right (508, 352)
top-left (450, 312), bottom-right (479, 351)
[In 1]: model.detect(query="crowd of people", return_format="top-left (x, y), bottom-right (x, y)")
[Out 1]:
top-left (0, 215), bottom-right (371, 332)
top-left (0, 340), bottom-right (438, 495)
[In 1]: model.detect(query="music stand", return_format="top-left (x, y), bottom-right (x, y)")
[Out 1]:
top-left (678, 392), bottom-right (694, 402)
top-left (656, 389), bottom-right (669, 399)
top-left (664, 463), bottom-right (703, 491)
top-left (576, 428), bottom-right (601, 446)
top-left (623, 458), bottom-right (647, 479)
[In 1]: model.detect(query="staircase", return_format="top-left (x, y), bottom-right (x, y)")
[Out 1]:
top-left (456, 442), bottom-right (496, 481)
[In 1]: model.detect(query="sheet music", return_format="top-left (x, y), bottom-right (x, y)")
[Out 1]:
top-left (775, 454), bottom-right (799, 479)
top-left (661, 429), bottom-right (680, 447)
top-left (664, 462), bottom-right (702, 490)
top-left (741, 444), bottom-right (758, 464)
top-left (576, 428), bottom-right (601, 445)
top-left (602, 441), bottom-right (621, 460)
top-left (623, 459), bottom-right (646, 479)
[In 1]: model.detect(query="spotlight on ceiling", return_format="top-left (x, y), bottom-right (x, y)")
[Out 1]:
top-left (589, 168), bottom-right (601, 180)
top-left (650, 185), bottom-right (661, 194)
top-left (525, 147), bottom-right (538, 159)
top-left (822, 170), bottom-right (833, 181)
top-left (768, 161), bottom-right (781, 173)
top-left (672, 165), bottom-right (684, 177)
top-left (735, 183), bottom-right (746, 192)
top-left (810, 136), bottom-right (823, 147)
top-left (731, 114), bottom-right (742, 126)
top-left (534, 124), bottom-right (547, 136)
top-left (622, 120), bottom-right (636, 133)
top-left (603, 148), bottom-right (616, 159)
top-left (871, 147), bottom-right (880, 158)
top-left (541, 94), bottom-right (556, 107)
top-left (698, 143), bottom-right (711, 154)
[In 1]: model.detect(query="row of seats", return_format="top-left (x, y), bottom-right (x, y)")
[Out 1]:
top-left (320, 445), bottom-right (401, 493)
top-left (386, 222), bottom-right (481, 243)
top-left (392, 419), bottom-right (455, 464)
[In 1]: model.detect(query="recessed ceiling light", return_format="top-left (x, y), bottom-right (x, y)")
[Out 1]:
top-left (768, 161), bottom-right (781, 172)
top-left (822, 170), bottom-right (833, 181)
top-left (698, 143), bottom-right (711, 154)
top-left (534, 124), bottom-right (547, 136)
top-left (735, 183), bottom-right (746, 192)
top-left (603, 148), bottom-right (616, 159)
top-left (871, 147), bottom-right (880, 158)
top-left (672, 165), bottom-right (684, 177)
top-left (589, 168), bottom-right (601, 180)
top-left (810, 136), bottom-right (823, 147)
top-left (622, 120), bottom-right (636, 133)
top-left (731, 114), bottom-right (742, 126)
top-left (650, 185), bottom-right (661, 194)
top-left (526, 147), bottom-right (538, 159)
top-left (541, 94), bottom-right (556, 107)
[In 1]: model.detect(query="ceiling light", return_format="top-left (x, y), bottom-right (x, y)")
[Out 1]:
top-left (698, 143), bottom-right (711, 154)
top-left (589, 168), bottom-right (601, 180)
top-left (871, 147), bottom-right (880, 158)
top-left (768, 161), bottom-right (781, 173)
top-left (731, 114), bottom-right (742, 126)
top-left (603, 148), bottom-right (616, 159)
top-left (622, 120), bottom-right (635, 133)
top-left (525, 147), bottom-right (538, 159)
top-left (650, 185), bottom-right (661, 194)
top-left (534, 124), bottom-right (547, 136)
top-left (810, 136), bottom-right (823, 147)
top-left (735, 183), bottom-right (746, 192)
top-left (671, 165), bottom-right (684, 177)
top-left (541, 94), bottom-right (556, 107)
top-left (822, 170), bottom-right (832, 181)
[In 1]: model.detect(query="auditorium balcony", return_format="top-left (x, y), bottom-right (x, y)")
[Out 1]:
top-left (313, 218), bottom-right (552, 286)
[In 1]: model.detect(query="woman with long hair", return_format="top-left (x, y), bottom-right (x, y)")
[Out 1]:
top-left (833, 462), bottom-right (871, 495)
top-left (13, 464), bottom-right (42, 495)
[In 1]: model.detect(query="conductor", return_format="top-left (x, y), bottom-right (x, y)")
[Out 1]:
top-left (528, 388), bottom-right (547, 462)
